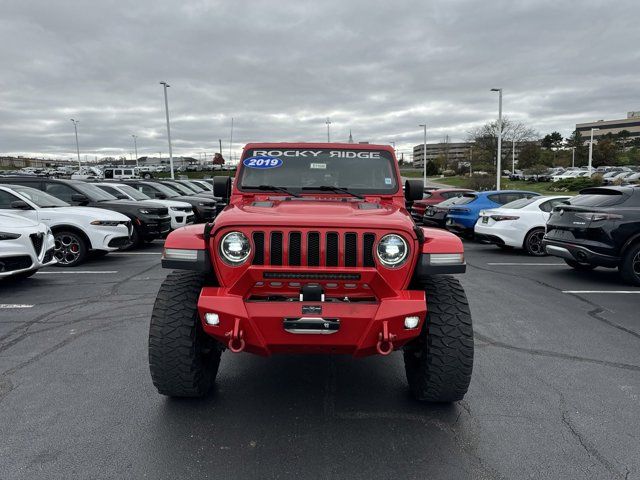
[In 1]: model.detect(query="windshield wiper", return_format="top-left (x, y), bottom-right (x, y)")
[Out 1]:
top-left (243, 185), bottom-right (300, 197)
top-left (301, 185), bottom-right (364, 200)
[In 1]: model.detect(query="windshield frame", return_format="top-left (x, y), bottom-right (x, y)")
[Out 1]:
top-left (236, 148), bottom-right (400, 196)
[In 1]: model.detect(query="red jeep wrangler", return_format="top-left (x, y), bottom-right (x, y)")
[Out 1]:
top-left (149, 143), bottom-right (473, 402)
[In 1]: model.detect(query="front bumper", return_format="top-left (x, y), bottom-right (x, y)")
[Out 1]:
top-left (138, 215), bottom-right (172, 238)
top-left (474, 222), bottom-right (524, 248)
top-left (197, 286), bottom-right (426, 357)
top-left (542, 238), bottom-right (620, 268)
top-left (0, 234), bottom-right (56, 278)
top-left (169, 210), bottom-right (196, 229)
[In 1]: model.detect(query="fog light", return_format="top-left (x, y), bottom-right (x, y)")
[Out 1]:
top-left (404, 316), bottom-right (420, 329)
top-left (204, 313), bottom-right (220, 326)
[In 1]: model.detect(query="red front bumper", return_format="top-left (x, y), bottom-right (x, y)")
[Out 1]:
top-left (198, 287), bottom-right (426, 357)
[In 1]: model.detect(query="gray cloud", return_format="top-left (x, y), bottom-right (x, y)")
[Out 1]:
top-left (1, 0), bottom-right (638, 162)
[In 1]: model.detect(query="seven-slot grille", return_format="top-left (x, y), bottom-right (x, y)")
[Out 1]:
top-left (30, 233), bottom-right (44, 256)
top-left (251, 231), bottom-right (376, 268)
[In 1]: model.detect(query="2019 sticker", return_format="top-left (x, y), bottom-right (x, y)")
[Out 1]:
top-left (243, 156), bottom-right (283, 169)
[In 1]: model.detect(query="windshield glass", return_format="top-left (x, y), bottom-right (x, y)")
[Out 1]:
top-left (151, 183), bottom-right (180, 198)
top-left (238, 148), bottom-right (398, 194)
top-left (570, 191), bottom-right (627, 207)
top-left (118, 184), bottom-right (151, 201)
top-left (436, 196), bottom-right (470, 207)
top-left (11, 185), bottom-right (69, 207)
top-left (501, 197), bottom-right (538, 209)
top-left (73, 182), bottom-right (117, 201)
top-left (453, 194), bottom-right (477, 205)
top-left (163, 182), bottom-right (194, 195)
top-left (182, 181), bottom-right (205, 192)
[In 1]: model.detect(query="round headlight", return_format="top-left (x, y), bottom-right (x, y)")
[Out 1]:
top-left (376, 234), bottom-right (408, 267)
top-left (220, 231), bottom-right (251, 265)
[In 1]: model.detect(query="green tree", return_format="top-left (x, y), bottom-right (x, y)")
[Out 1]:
top-left (517, 143), bottom-right (541, 169)
top-left (541, 132), bottom-right (563, 150)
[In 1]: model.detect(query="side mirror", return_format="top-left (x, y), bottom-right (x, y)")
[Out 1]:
top-left (213, 176), bottom-right (231, 201)
top-left (71, 193), bottom-right (89, 204)
top-left (10, 200), bottom-right (31, 210)
top-left (404, 179), bottom-right (424, 202)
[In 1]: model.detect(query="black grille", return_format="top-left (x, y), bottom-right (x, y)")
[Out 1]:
top-left (326, 233), bottom-right (338, 267)
top-left (251, 230), bottom-right (376, 268)
top-left (363, 233), bottom-right (376, 267)
top-left (108, 236), bottom-right (131, 248)
top-left (270, 232), bottom-right (283, 266)
top-left (30, 233), bottom-right (44, 256)
top-left (308, 232), bottom-right (320, 266)
top-left (0, 255), bottom-right (32, 273)
top-left (252, 232), bottom-right (264, 265)
top-left (264, 272), bottom-right (361, 280)
top-left (43, 248), bottom-right (54, 264)
top-left (345, 233), bottom-right (357, 267)
top-left (289, 232), bottom-right (301, 266)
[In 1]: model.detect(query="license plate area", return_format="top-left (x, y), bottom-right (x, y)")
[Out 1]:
top-left (283, 317), bottom-right (340, 334)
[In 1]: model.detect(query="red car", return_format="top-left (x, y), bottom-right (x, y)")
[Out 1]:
top-left (149, 143), bottom-right (473, 403)
top-left (411, 188), bottom-right (474, 223)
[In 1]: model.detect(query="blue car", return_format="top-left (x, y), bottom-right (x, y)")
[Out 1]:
top-left (445, 190), bottom-right (541, 235)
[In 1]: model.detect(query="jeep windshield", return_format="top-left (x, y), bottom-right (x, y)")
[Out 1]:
top-left (237, 148), bottom-right (398, 195)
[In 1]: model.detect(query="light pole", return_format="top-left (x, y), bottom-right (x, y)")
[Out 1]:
top-left (571, 146), bottom-right (576, 168)
top-left (419, 124), bottom-right (427, 188)
top-left (491, 88), bottom-right (503, 190)
top-left (512, 138), bottom-right (516, 175)
top-left (326, 118), bottom-right (332, 142)
top-left (131, 134), bottom-right (138, 167)
top-left (229, 117), bottom-right (234, 164)
top-left (588, 128), bottom-right (598, 174)
top-left (469, 146), bottom-right (473, 176)
top-left (70, 119), bottom-right (81, 170)
top-left (159, 81), bottom-right (175, 179)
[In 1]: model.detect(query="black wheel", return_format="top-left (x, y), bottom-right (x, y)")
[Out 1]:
top-left (53, 230), bottom-right (88, 267)
top-left (121, 226), bottom-right (142, 250)
top-left (523, 228), bottom-right (547, 256)
top-left (403, 276), bottom-right (474, 403)
top-left (620, 243), bottom-right (640, 286)
top-left (148, 271), bottom-right (222, 397)
top-left (564, 259), bottom-right (596, 271)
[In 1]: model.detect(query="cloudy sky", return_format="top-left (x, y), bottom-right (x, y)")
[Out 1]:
top-left (1, 0), bottom-right (638, 162)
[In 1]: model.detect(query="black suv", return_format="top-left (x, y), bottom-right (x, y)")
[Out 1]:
top-left (122, 180), bottom-right (218, 222)
top-left (0, 177), bottom-right (171, 247)
top-left (543, 186), bottom-right (640, 285)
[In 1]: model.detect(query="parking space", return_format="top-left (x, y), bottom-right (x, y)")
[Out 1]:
top-left (1, 239), bottom-right (639, 479)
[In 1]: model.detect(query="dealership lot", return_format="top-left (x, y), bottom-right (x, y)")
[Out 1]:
top-left (1, 241), bottom-right (639, 480)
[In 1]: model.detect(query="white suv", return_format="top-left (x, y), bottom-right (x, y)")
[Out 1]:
top-left (0, 185), bottom-right (131, 267)
top-left (0, 213), bottom-right (56, 279)
top-left (93, 182), bottom-right (195, 230)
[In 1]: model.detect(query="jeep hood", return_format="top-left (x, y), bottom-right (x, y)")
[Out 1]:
top-left (214, 198), bottom-right (414, 232)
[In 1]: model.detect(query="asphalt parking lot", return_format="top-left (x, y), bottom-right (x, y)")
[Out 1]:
top-left (1, 240), bottom-right (639, 480)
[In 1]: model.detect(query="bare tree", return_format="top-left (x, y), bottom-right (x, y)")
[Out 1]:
top-left (467, 117), bottom-right (538, 169)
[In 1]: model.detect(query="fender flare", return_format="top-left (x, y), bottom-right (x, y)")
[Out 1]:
top-left (50, 224), bottom-right (93, 250)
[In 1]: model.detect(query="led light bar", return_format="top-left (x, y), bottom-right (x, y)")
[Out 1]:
top-left (162, 248), bottom-right (199, 261)
top-left (429, 253), bottom-right (464, 265)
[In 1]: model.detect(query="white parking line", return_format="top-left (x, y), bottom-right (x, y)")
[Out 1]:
top-left (563, 290), bottom-right (640, 294)
top-left (0, 304), bottom-right (34, 309)
top-left (109, 252), bottom-right (162, 255)
top-left (487, 262), bottom-right (565, 266)
top-left (36, 271), bottom-right (118, 274)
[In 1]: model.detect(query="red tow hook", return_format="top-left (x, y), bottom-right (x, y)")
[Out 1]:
top-left (376, 320), bottom-right (396, 356)
top-left (225, 317), bottom-right (245, 353)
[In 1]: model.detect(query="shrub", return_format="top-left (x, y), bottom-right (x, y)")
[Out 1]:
top-left (464, 176), bottom-right (495, 191)
top-left (548, 175), bottom-right (603, 192)
top-left (442, 169), bottom-right (456, 177)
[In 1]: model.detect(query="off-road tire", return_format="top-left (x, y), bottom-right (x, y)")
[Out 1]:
top-left (564, 259), bottom-right (596, 271)
top-left (523, 228), bottom-right (547, 256)
top-left (620, 242), bottom-right (640, 286)
top-left (404, 275), bottom-right (474, 403)
top-left (149, 271), bottom-right (222, 397)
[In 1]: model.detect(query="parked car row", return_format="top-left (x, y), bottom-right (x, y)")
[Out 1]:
top-left (0, 176), bottom-right (223, 278)
top-left (413, 184), bottom-right (640, 285)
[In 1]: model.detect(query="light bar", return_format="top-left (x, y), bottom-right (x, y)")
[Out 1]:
top-left (429, 253), bottom-right (464, 265)
top-left (162, 248), bottom-right (199, 261)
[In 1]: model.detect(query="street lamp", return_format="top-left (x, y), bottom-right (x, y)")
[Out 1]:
top-left (159, 81), bottom-right (175, 179)
top-left (419, 124), bottom-right (427, 188)
top-left (326, 118), bottom-right (332, 143)
top-left (490, 88), bottom-right (503, 190)
top-left (512, 138), bottom-right (516, 175)
top-left (571, 146), bottom-right (576, 168)
top-left (588, 128), bottom-right (599, 174)
top-left (131, 134), bottom-right (138, 167)
top-left (70, 119), bottom-right (81, 170)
